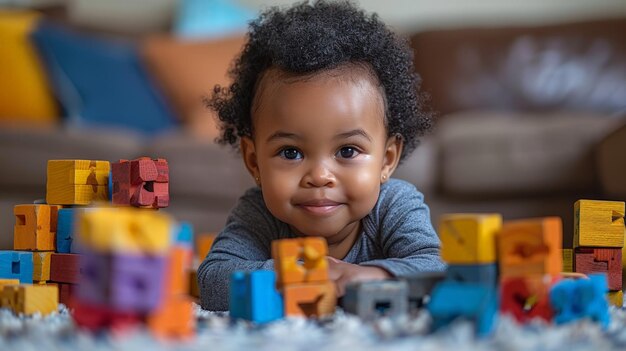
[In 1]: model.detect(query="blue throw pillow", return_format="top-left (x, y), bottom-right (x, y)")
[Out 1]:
top-left (31, 21), bottom-right (177, 135)
top-left (174, 0), bottom-right (254, 39)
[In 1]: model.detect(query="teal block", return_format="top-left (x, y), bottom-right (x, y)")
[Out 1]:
top-left (446, 263), bottom-right (498, 286)
top-left (229, 270), bottom-right (283, 323)
top-left (550, 273), bottom-right (610, 328)
top-left (0, 251), bottom-right (33, 283)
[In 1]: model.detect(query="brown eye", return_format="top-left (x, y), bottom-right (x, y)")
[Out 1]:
top-left (280, 148), bottom-right (303, 160)
top-left (337, 147), bottom-right (358, 159)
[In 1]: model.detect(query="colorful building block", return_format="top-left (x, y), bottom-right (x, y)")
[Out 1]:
top-left (10, 284), bottom-right (58, 315)
top-left (174, 222), bottom-right (194, 247)
top-left (282, 281), bottom-right (335, 318)
top-left (163, 246), bottom-right (192, 296)
top-left (189, 269), bottom-right (199, 299)
top-left (497, 217), bottom-right (563, 278)
top-left (56, 208), bottom-right (85, 253)
top-left (562, 249), bottom-right (573, 273)
top-left (146, 296), bottom-right (195, 339)
top-left (446, 263), bottom-right (497, 286)
top-left (33, 251), bottom-right (52, 282)
top-left (549, 274), bottom-right (610, 328)
top-left (500, 275), bottom-right (557, 323)
top-left (574, 199), bottom-right (625, 248)
top-left (46, 160), bottom-right (110, 205)
top-left (229, 270), bottom-right (284, 323)
top-left (607, 290), bottom-right (623, 308)
top-left (77, 207), bottom-right (172, 254)
top-left (574, 247), bottom-right (622, 291)
top-left (0, 251), bottom-right (33, 283)
top-left (72, 298), bottom-right (142, 333)
top-left (0, 285), bottom-right (19, 310)
top-left (438, 214), bottom-right (502, 264)
top-left (0, 279), bottom-right (19, 288)
top-left (427, 281), bottom-right (498, 337)
top-left (111, 158), bottom-right (169, 208)
top-left (13, 204), bottom-right (60, 251)
top-left (402, 271), bottom-right (446, 310)
top-left (196, 233), bottom-right (217, 260)
top-left (272, 237), bottom-right (329, 286)
top-left (343, 280), bottom-right (408, 320)
top-left (50, 253), bottom-right (82, 284)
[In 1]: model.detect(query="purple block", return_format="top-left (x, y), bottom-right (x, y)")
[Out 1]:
top-left (77, 251), bottom-right (109, 305)
top-left (110, 254), bottom-right (166, 312)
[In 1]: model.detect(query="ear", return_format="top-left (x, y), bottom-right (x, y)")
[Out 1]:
top-left (240, 136), bottom-right (260, 184)
top-left (380, 134), bottom-right (403, 184)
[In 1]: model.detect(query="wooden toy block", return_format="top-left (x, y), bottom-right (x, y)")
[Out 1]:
top-left (343, 280), bottom-right (408, 320)
top-left (111, 158), bottom-right (169, 209)
top-left (77, 207), bottom-right (172, 254)
top-left (196, 233), bottom-right (217, 260)
top-left (0, 285), bottom-right (19, 310)
top-left (446, 263), bottom-right (497, 286)
top-left (562, 249), bottom-right (573, 273)
top-left (282, 281), bottom-right (335, 318)
top-left (146, 296), bottom-right (195, 339)
top-left (46, 160), bottom-right (110, 205)
top-left (574, 247), bottom-right (622, 291)
top-left (33, 251), bottom-right (52, 282)
top-left (163, 246), bottom-right (192, 297)
top-left (13, 204), bottom-right (60, 251)
top-left (401, 271), bottom-right (446, 310)
top-left (229, 270), bottom-right (284, 323)
top-left (272, 237), bottom-right (329, 286)
top-left (0, 279), bottom-right (19, 288)
top-left (72, 298), bottom-right (142, 333)
top-left (174, 222), bottom-right (194, 247)
top-left (50, 283), bottom-right (75, 306)
top-left (50, 253), bottom-right (82, 284)
top-left (500, 275), bottom-right (557, 323)
top-left (56, 208), bottom-right (84, 253)
top-left (12, 284), bottom-right (58, 315)
top-left (549, 274), bottom-right (610, 328)
top-left (498, 217), bottom-right (563, 278)
top-left (574, 199), bottom-right (625, 248)
top-left (439, 213), bottom-right (502, 264)
top-left (0, 251), bottom-right (33, 283)
top-left (427, 281), bottom-right (498, 337)
top-left (189, 269), bottom-right (199, 298)
top-left (607, 290), bottom-right (623, 308)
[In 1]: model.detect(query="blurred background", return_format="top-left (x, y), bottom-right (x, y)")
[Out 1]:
top-left (0, 0), bottom-right (625, 249)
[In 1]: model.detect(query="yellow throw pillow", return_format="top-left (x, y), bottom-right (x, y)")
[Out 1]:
top-left (0, 11), bottom-right (58, 122)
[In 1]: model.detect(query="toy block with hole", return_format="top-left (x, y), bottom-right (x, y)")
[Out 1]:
top-left (574, 199), bottom-right (625, 248)
top-left (146, 295), bottom-right (195, 339)
top-left (77, 207), bottom-right (172, 254)
top-left (549, 274), bottom-right (610, 328)
top-left (13, 204), bottom-right (60, 251)
top-left (497, 217), bottom-right (563, 278)
top-left (56, 208), bottom-right (85, 253)
top-left (33, 251), bottom-right (52, 282)
top-left (0, 251), bottom-right (33, 283)
top-left (72, 298), bottom-right (142, 333)
top-left (607, 290), bottom-right (623, 308)
top-left (500, 275), bottom-right (558, 323)
top-left (196, 233), bottom-right (217, 260)
top-left (343, 280), bottom-right (408, 320)
top-left (427, 281), bottom-right (498, 337)
top-left (282, 280), bottom-right (335, 318)
top-left (446, 263), bottom-right (498, 286)
top-left (46, 160), bottom-right (110, 205)
top-left (401, 271), bottom-right (446, 311)
top-left (562, 249), bottom-right (573, 273)
top-left (11, 284), bottom-right (58, 315)
top-left (50, 253), bottom-right (82, 284)
top-left (111, 158), bottom-right (169, 208)
top-left (574, 247), bottom-right (622, 291)
top-left (272, 237), bottom-right (329, 286)
top-left (229, 270), bottom-right (284, 323)
top-left (438, 214), bottom-right (502, 264)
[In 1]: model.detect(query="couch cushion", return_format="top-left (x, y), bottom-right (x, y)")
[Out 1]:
top-left (437, 112), bottom-right (624, 196)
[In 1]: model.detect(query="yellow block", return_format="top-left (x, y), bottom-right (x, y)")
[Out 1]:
top-left (562, 249), bottom-right (573, 273)
top-left (608, 290), bottom-right (623, 308)
top-left (14, 204), bottom-right (60, 251)
top-left (0, 10), bottom-right (58, 122)
top-left (46, 160), bottom-right (110, 205)
top-left (272, 237), bottom-right (329, 286)
top-left (439, 213), bottom-right (502, 264)
top-left (13, 285), bottom-right (59, 315)
top-left (78, 207), bottom-right (172, 254)
top-left (33, 252), bottom-right (52, 281)
top-left (0, 279), bottom-right (19, 288)
top-left (0, 285), bottom-right (19, 310)
top-left (574, 199), bottom-right (625, 248)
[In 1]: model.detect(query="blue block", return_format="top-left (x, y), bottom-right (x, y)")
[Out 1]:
top-left (174, 221), bottom-right (194, 246)
top-left (57, 208), bottom-right (81, 253)
top-left (229, 270), bottom-right (283, 323)
top-left (427, 281), bottom-right (498, 337)
top-left (446, 263), bottom-right (498, 286)
top-left (0, 251), bottom-right (33, 283)
top-left (108, 169), bottom-right (113, 201)
top-left (550, 274), bottom-right (610, 328)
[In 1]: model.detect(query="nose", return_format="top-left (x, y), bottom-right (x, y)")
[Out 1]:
top-left (301, 161), bottom-right (336, 188)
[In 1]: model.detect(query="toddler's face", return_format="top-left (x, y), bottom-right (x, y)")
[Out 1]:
top-left (241, 68), bottom-right (402, 244)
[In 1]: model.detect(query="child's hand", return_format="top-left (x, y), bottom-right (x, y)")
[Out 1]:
top-left (326, 256), bottom-right (391, 297)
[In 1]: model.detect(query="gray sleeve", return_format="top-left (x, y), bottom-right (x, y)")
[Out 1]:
top-left (360, 180), bottom-right (447, 276)
top-left (197, 188), bottom-right (278, 311)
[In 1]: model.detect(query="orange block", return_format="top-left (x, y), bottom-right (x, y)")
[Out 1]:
top-left (196, 233), bottom-right (217, 260)
top-left (164, 246), bottom-right (192, 296)
top-left (498, 217), bottom-right (563, 278)
top-left (283, 281), bottom-right (336, 318)
top-left (272, 237), bottom-right (329, 286)
top-left (13, 204), bottom-right (60, 251)
top-left (147, 296), bottom-right (195, 339)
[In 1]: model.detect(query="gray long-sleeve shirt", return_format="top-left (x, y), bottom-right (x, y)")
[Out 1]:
top-left (198, 178), bottom-right (446, 311)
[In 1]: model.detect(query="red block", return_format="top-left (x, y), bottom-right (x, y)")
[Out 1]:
top-left (50, 253), bottom-right (82, 284)
top-left (574, 247), bottom-right (622, 291)
top-left (500, 275), bottom-right (557, 323)
top-left (111, 158), bottom-right (169, 209)
top-left (72, 298), bottom-right (142, 333)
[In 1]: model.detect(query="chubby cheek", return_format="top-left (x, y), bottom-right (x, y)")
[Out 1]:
top-left (260, 170), bottom-right (299, 220)
top-left (343, 166), bottom-right (381, 214)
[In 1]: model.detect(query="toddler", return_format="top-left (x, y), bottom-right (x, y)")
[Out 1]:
top-left (198, 0), bottom-right (446, 311)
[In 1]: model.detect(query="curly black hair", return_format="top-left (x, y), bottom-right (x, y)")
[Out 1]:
top-left (208, 0), bottom-right (432, 162)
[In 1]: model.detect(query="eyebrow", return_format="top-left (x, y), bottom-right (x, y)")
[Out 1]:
top-left (266, 131), bottom-right (299, 143)
top-left (266, 129), bottom-right (373, 143)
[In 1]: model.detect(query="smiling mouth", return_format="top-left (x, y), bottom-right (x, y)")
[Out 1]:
top-left (296, 200), bottom-right (343, 216)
